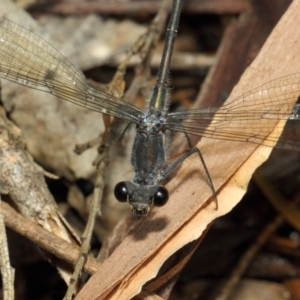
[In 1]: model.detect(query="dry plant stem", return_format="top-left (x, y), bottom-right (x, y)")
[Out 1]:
top-left (117, 0), bottom-right (170, 77)
top-left (65, 27), bottom-right (139, 298)
top-left (215, 172), bottom-right (300, 300)
top-left (122, 0), bottom-right (171, 107)
top-left (33, 160), bottom-right (59, 180)
top-left (65, 88), bottom-right (117, 298)
top-left (40, 168), bottom-right (59, 180)
top-left (110, 52), bottom-right (216, 71)
top-left (29, 0), bottom-right (247, 15)
top-left (0, 196), bottom-right (15, 300)
top-left (74, 136), bottom-right (103, 155)
top-left (0, 201), bottom-right (99, 274)
top-left (64, 165), bottom-right (105, 300)
top-left (66, 106), bottom-right (116, 298)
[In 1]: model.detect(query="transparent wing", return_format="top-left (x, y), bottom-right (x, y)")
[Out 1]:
top-left (0, 18), bottom-right (143, 122)
top-left (165, 73), bottom-right (300, 150)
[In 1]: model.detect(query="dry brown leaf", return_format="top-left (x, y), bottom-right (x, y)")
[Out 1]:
top-left (76, 0), bottom-right (300, 299)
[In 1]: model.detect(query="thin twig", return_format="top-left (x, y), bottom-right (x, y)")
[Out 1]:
top-left (28, 0), bottom-right (247, 15)
top-left (1, 201), bottom-right (100, 275)
top-left (0, 196), bottom-right (15, 300)
top-left (63, 163), bottom-right (105, 300)
top-left (109, 52), bottom-right (215, 71)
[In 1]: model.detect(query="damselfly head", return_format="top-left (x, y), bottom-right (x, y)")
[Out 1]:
top-left (114, 181), bottom-right (168, 216)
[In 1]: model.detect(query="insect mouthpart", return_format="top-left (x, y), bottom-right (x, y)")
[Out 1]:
top-left (130, 204), bottom-right (151, 216)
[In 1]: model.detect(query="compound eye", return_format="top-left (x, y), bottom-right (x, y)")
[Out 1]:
top-left (114, 182), bottom-right (128, 202)
top-left (153, 186), bottom-right (168, 207)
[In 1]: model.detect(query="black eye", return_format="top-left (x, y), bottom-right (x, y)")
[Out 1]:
top-left (114, 182), bottom-right (128, 202)
top-left (153, 186), bottom-right (168, 206)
